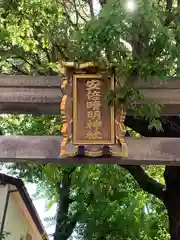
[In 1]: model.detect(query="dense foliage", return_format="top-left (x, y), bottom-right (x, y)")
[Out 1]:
top-left (1, 0), bottom-right (180, 128)
top-left (0, 0), bottom-right (180, 239)
top-left (0, 115), bottom-right (169, 240)
top-left (0, 231), bottom-right (10, 240)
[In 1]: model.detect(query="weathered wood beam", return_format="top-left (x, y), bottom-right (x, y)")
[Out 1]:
top-left (0, 75), bottom-right (62, 114)
top-left (135, 77), bottom-right (180, 88)
top-left (140, 89), bottom-right (180, 104)
top-left (0, 75), bottom-right (61, 87)
top-left (0, 88), bottom-right (60, 103)
top-left (0, 75), bottom-right (179, 115)
top-left (0, 136), bottom-right (180, 165)
top-left (0, 75), bottom-right (179, 88)
top-left (0, 103), bottom-right (59, 114)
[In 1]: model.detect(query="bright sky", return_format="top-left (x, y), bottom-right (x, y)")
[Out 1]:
top-left (125, 0), bottom-right (136, 12)
top-left (26, 183), bottom-right (56, 239)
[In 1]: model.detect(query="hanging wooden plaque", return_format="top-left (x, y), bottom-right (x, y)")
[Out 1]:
top-left (73, 74), bottom-right (115, 145)
top-left (59, 62), bottom-right (128, 158)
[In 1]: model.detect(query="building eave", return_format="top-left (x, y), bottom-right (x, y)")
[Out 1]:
top-left (0, 173), bottom-right (48, 240)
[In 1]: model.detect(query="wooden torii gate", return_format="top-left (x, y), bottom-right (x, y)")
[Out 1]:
top-left (0, 74), bottom-right (180, 165)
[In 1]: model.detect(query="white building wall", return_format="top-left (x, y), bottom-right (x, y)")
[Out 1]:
top-left (0, 185), bottom-right (8, 224)
top-left (0, 184), bottom-right (43, 240)
top-left (4, 193), bottom-right (29, 240)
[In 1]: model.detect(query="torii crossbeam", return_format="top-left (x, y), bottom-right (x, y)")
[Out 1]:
top-left (0, 75), bottom-right (179, 115)
top-left (0, 74), bottom-right (179, 164)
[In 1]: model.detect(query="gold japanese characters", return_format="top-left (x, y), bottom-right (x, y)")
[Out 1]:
top-left (86, 79), bottom-right (103, 140)
top-left (73, 74), bottom-right (115, 145)
top-left (59, 61), bottom-right (128, 158)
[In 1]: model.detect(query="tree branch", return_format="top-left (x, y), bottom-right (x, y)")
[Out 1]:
top-left (72, 0), bottom-right (79, 25)
top-left (99, 0), bottom-right (107, 7)
top-left (11, 55), bottom-right (44, 75)
top-left (119, 165), bottom-right (165, 200)
top-left (164, 166), bottom-right (180, 195)
top-left (78, 0), bottom-right (91, 20)
top-left (55, 43), bottom-right (68, 60)
top-left (54, 166), bottom-right (94, 240)
top-left (62, 212), bottom-right (80, 239)
top-left (87, 0), bottom-right (94, 17)
top-left (54, 166), bottom-right (76, 240)
top-left (8, 62), bottom-right (29, 75)
top-left (60, 0), bottom-right (79, 29)
top-left (164, 0), bottom-right (177, 26)
top-left (166, 0), bottom-right (172, 10)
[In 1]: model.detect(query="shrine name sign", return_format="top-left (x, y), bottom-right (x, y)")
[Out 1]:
top-left (73, 74), bottom-right (115, 145)
top-left (60, 61), bottom-right (127, 158)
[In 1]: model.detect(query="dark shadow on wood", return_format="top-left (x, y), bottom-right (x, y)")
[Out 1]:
top-left (125, 116), bottom-right (180, 137)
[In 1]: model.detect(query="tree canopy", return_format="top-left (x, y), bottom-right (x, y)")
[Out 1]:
top-left (1, 0), bottom-right (180, 127)
top-left (0, 115), bottom-right (169, 240)
top-left (0, 0), bottom-right (180, 240)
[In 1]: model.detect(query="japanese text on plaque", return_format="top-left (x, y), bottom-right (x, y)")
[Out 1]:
top-left (85, 79), bottom-right (103, 140)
